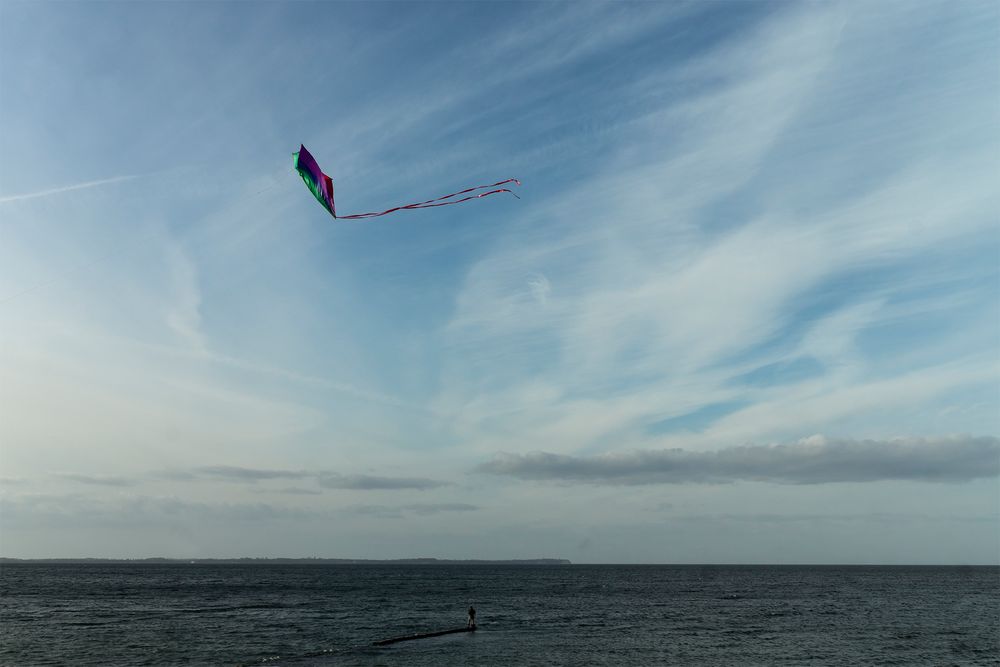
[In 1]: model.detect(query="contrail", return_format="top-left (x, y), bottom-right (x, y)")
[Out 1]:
top-left (0, 174), bottom-right (139, 204)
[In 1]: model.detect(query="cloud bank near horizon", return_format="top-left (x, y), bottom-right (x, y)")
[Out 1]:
top-left (54, 466), bottom-right (452, 492)
top-left (478, 436), bottom-right (1000, 485)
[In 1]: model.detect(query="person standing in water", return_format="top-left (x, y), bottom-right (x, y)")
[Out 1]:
top-left (467, 606), bottom-right (476, 628)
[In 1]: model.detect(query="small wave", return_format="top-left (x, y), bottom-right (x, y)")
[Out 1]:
top-left (178, 603), bottom-right (300, 615)
top-left (237, 647), bottom-right (343, 666)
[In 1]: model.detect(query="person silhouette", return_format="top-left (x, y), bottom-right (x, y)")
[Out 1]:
top-left (467, 605), bottom-right (476, 628)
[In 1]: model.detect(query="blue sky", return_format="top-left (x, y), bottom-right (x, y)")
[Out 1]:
top-left (1, 1), bottom-right (997, 563)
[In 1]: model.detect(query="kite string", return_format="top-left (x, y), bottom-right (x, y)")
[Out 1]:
top-left (336, 179), bottom-right (521, 220)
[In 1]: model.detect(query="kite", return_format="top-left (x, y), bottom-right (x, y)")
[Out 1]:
top-left (293, 144), bottom-right (520, 220)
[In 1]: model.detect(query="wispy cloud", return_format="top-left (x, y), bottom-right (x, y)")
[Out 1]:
top-left (0, 174), bottom-right (140, 204)
top-left (54, 473), bottom-right (133, 487)
top-left (318, 474), bottom-right (450, 491)
top-left (349, 503), bottom-right (478, 518)
top-left (663, 512), bottom-right (1000, 525)
top-left (1, 493), bottom-right (323, 524)
top-left (403, 502), bottom-right (478, 515)
top-left (478, 436), bottom-right (1000, 485)
top-left (436, 0), bottom-right (1000, 460)
top-left (157, 466), bottom-right (451, 491)
top-left (194, 466), bottom-right (310, 482)
top-left (274, 487), bottom-right (323, 496)
top-left (163, 241), bottom-right (205, 352)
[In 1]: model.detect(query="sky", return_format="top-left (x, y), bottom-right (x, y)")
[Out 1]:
top-left (0, 1), bottom-right (997, 564)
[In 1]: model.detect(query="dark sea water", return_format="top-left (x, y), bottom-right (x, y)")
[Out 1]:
top-left (1, 563), bottom-right (997, 666)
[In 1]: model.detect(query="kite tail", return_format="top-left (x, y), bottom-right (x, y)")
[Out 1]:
top-left (335, 179), bottom-right (521, 220)
top-left (403, 179), bottom-right (522, 208)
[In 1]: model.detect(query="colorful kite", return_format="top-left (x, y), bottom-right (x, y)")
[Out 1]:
top-left (293, 144), bottom-right (520, 220)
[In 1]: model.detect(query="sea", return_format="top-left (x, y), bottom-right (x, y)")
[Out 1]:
top-left (1, 563), bottom-right (997, 666)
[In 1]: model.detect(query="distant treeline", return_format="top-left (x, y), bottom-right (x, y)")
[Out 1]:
top-left (0, 557), bottom-right (572, 565)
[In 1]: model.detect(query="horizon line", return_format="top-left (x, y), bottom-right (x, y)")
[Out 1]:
top-left (3, 557), bottom-right (998, 567)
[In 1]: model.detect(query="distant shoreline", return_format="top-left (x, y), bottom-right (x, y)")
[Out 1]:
top-left (2, 559), bottom-right (997, 567)
top-left (0, 557), bottom-right (572, 565)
